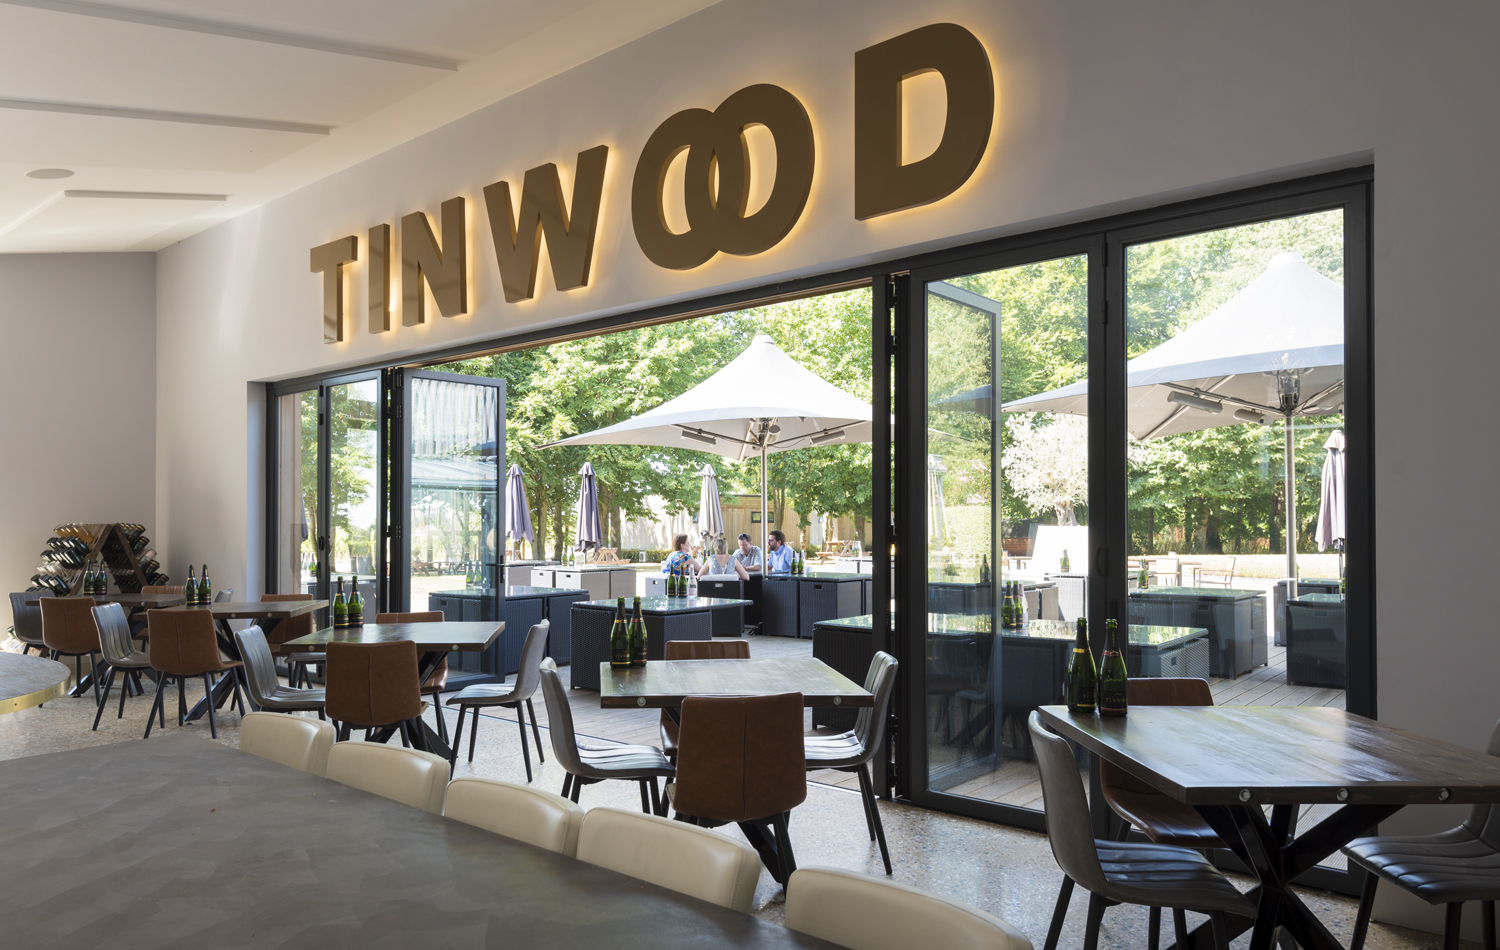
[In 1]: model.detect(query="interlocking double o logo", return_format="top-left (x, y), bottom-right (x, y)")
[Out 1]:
top-left (632, 84), bottom-right (815, 270)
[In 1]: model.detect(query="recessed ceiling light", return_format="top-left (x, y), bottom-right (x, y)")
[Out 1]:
top-left (27, 168), bottom-right (74, 180)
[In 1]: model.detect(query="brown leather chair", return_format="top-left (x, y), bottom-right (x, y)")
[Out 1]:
top-left (1093, 677), bottom-right (1226, 949)
top-left (261, 593), bottom-right (320, 687)
top-left (375, 611), bottom-right (450, 743)
top-left (40, 597), bottom-right (102, 702)
top-left (659, 639), bottom-right (751, 759)
top-left (324, 639), bottom-right (424, 747)
top-left (670, 691), bottom-right (807, 886)
top-left (144, 608), bottom-right (246, 739)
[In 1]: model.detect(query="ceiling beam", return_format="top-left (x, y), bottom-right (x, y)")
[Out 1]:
top-left (1, 0), bottom-right (461, 70)
top-left (65, 190), bottom-right (228, 201)
top-left (0, 96), bottom-right (330, 134)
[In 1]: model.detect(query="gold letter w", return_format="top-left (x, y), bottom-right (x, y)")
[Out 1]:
top-left (484, 145), bottom-right (608, 303)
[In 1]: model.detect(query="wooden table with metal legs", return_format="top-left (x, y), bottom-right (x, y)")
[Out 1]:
top-left (1040, 705), bottom-right (1500, 950)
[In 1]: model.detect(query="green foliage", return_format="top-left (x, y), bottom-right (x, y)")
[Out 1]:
top-left (439, 288), bottom-right (874, 560)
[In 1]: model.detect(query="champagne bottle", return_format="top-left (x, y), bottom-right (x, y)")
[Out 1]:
top-left (609, 596), bottom-right (631, 668)
top-left (199, 564), bottom-right (212, 603)
top-left (1099, 619), bottom-right (1129, 717)
top-left (185, 565), bottom-right (198, 606)
top-left (1138, 562), bottom-right (1149, 589)
top-left (333, 576), bottom-right (348, 628)
top-left (348, 581), bottom-right (363, 626)
top-left (980, 554), bottom-right (990, 584)
top-left (1060, 548), bottom-right (1071, 573)
top-left (629, 596), bottom-right (647, 667)
top-left (1000, 582), bottom-right (1013, 628)
top-left (666, 563), bottom-right (676, 598)
top-left (687, 568), bottom-right (697, 599)
top-left (1067, 618), bottom-right (1097, 715)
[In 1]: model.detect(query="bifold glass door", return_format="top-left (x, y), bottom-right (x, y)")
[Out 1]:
top-left (905, 250), bottom-right (1095, 826)
top-left (391, 369), bottom-right (506, 684)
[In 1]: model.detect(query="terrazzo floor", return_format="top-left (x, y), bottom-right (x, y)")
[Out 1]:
top-left (0, 658), bottom-right (1467, 949)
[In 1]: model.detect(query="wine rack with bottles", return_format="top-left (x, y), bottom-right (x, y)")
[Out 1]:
top-left (27, 522), bottom-right (169, 596)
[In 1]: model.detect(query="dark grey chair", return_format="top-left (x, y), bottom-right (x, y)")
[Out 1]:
top-left (234, 625), bottom-right (326, 718)
top-left (1344, 719), bottom-right (1500, 950)
top-left (539, 657), bottom-right (673, 814)
top-left (446, 620), bottom-right (550, 779)
top-left (91, 602), bottom-right (154, 730)
top-left (804, 650), bottom-right (898, 875)
top-left (1029, 711), bottom-right (1253, 950)
top-left (9, 591), bottom-right (50, 655)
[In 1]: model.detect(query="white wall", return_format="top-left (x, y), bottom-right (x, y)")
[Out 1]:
top-left (0, 253), bottom-right (155, 599)
top-left (154, 1), bottom-right (1500, 936)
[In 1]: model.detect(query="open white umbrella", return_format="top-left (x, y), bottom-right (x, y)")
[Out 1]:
top-left (544, 334), bottom-right (872, 557)
top-left (505, 463), bottom-right (534, 558)
top-left (697, 464), bottom-right (724, 551)
top-left (573, 462), bottom-right (602, 558)
top-left (1001, 251), bottom-right (1344, 583)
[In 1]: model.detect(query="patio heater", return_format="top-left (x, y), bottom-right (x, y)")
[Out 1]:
top-left (1277, 370), bottom-right (1304, 601)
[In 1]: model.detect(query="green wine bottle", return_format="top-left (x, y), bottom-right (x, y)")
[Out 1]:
top-left (1060, 548), bottom-right (1071, 573)
top-left (333, 576), bottom-right (348, 628)
top-left (629, 595), bottom-right (647, 667)
top-left (185, 565), bottom-right (198, 606)
top-left (1099, 619), bottom-right (1129, 717)
top-left (610, 596), bottom-right (631, 668)
top-left (348, 582), bottom-right (363, 626)
top-left (199, 564), bottom-right (212, 603)
top-left (1138, 563), bottom-right (1149, 589)
top-left (1067, 618), bottom-right (1097, 715)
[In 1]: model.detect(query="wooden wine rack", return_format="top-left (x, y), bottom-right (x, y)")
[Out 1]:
top-left (31, 523), bottom-right (160, 595)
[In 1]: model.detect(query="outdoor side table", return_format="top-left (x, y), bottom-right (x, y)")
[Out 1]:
top-left (696, 577), bottom-right (745, 635)
top-left (1285, 593), bottom-right (1347, 688)
top-left (530, 587), bottom-right (589, 666)
top-left (1127, 624), bottom-right (1211, 678)
top-left (799, 573), bottom-right (865, 639)
top-left (760, 575), bottom-right (799, 637)
top-left (811, 614), bottom-right (884, 730)
top-left (568, 596), bottom-right (748, 690)
top-left (1273, 577), bottom-right (1341, 645)
top-left (427, 587), bottom-right (512, 680)
top-left (1127, 586), bottom-right (1265, 677)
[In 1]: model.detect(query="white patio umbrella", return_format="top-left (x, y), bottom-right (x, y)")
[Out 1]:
top-left (505, 463), bottom-right (534, 558)
top-left (1001, 251), bottom-right (1344, 585)
top-left (573, 462), bottom-right (602, 559)
top-left (543, 334), bottom-right (872, 558)
top-left (1315, 429), bottom-right (1346, 552)
top-left (697, 464), bottom-right (725, 551)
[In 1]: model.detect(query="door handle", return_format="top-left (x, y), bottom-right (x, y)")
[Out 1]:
top-left (1095, 546), bottom-right (1107, 575)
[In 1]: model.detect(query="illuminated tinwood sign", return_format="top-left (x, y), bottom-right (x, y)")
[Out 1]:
top-left (311, 22), bottom-right (993, 343)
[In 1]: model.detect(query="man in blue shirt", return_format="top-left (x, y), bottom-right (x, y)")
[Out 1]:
top-left (765, 530), bottom-right (793, 574)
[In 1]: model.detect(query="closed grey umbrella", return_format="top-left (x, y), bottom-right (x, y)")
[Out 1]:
top-left (1315, 430), bottom-right (1345, 552)
top-left (505, 464), bottom-right (534, 557)
top-left (698, 464), bottom-right (724, 550)
top-left (574, 462), bottom-right (602, 558)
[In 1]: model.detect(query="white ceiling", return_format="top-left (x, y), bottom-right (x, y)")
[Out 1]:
top-left (0, 0), bottom-right (719, 252)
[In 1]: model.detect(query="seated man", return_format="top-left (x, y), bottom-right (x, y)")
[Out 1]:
top-left (765, 529), bottom-right (793, 574)
top-left (733, 533), bottom-right (763, 574)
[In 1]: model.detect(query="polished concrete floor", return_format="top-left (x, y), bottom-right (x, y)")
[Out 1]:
top-left (0, 656), bottom-right (1466, 949)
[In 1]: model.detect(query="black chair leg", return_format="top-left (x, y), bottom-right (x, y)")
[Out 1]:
top-left (1043, 875), bottom-right (1074, 950)
top-left (1209, 911), bottom-right (1231, 950)
top-left (570, 778), bottom-right (582, 803)
top-left (89, 653), bottom-right (102, 704)
top-left (469, 704), bottom-right (481, 763)
top-left (1484, 900), bottom-right (1496, 950)
top-left (1148, 907), bottom-right (1161, 950)
top-left (772, 811), bottom-right (797, 885)
top-left (517, 707), bottom-right (533, 783)
top-left (448, 706), bottom-right (465, 766)
top-left (397, 721), bottom-right (412, 748)
top-left (92, 667), bottom-right (116, 731)
top-left (1083, 893), bottom-right (1107, 950)
top-left (527, 698), bottom-right (544, 762)
top-left (561, 773), bottom-right (573, 798)
top-left (649, 777), bottom-right (663, 817)
top-left (118, 669), bottom-right (130, 718)
top-left (432, 701), bottom-right (449, 745)
top-left (638, 780), bottom-right (651, 814)
top-left (143, 677), bottom-right (167, 738)
top-left (857, 764), bottom-right (892, 874)
top-left (1445, 902), bottom-right (1463, 950)
top-left (1350, 869), bottom-right (1379, 950)
top-left (177, 675), bottom-right (188, 726)
top-left (203, 674), bottom-right (219, 738)
top-left (1173, 909), bottom-right (1189, 949)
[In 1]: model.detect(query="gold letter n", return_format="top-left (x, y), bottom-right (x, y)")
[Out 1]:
top-left (401, 196), bottom-right (467, 325)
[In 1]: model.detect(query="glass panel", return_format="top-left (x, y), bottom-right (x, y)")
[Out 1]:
top-left (924, 256), bottom-right (1089, 810)
top-left (275, 391), bottom-right (319, 595)
top-left (328, 379), bottom-right (379, 607)
top-left (1123, 211), bottom-right (1347, 865)
top-left (408, 376), bottom-right (500, 619)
